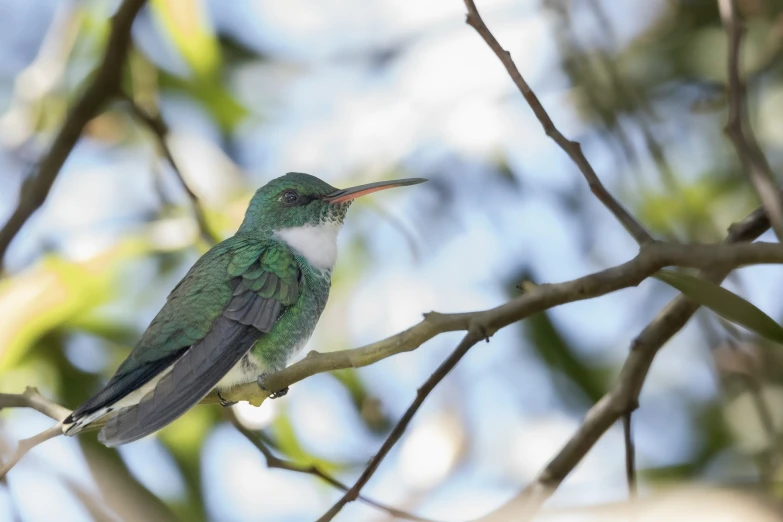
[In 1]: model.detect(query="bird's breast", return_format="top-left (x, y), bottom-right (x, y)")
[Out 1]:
top-left (216, 352), bottom-right (264, 390)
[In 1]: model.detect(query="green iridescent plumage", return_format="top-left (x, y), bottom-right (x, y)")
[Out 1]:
top-left (62, 172), bottom-right (426, 446)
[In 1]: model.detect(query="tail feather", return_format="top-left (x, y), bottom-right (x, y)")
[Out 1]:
top-left (97, 315), bottom-right (258, 447)
top-left (63, 407), bottom-right (114, 436)
top-left (62, 361), bottom-right (177, 437)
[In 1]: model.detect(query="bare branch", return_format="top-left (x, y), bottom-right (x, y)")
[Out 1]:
top-left (215, 240), bottom-right (783, 405)
top-left (462, 0), bottom-right (653, 245)
top-left (727, 341), bottom-right (781, 479)
top-left (700, 315), bottom-right (782, 480)
top-left (0, 386), bottom-right (71, 421)
top-left (718, 0), bottom-right (783, 242)
top-left (225, 411), bottom-right (438, 522)
top-left (472, 200), bottom-right (781, 522)
top-left (0, 423), bottom-right (62, 478)
top-left (452, 2), bottom-right (783, 518)
top-left (0, 387), bottom-right (434, 520)
top-left (316, 331), bottom-right (483, 521)
top-left (0, 387), bottom-right (71, 479)
top-left (124, 96), bottom-right (219, 244)
top-left (302, 10), bottom-right (783, 511)
top-left (3, 240), bottom-right (783, 486)
top-left (622, 412), bottom-right (636, 498)
top-left (554, 0), bottom-right (681, 195)
top-left (0, 0), bottom-right (148, 270)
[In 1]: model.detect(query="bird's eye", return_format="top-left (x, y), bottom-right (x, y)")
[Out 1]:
top-left (282, 191), bottom-right (299, 204)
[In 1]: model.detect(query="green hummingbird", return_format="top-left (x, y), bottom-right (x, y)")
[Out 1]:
top-left (62, 172), bottom-right (426, 446)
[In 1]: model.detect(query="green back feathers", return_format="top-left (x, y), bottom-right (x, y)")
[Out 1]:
top-left (69, 235), bottom-right (304, 437)
top-left (236, 242), bottom-right (299, 306)
top-left (115, 236), bottom-right (299, 376)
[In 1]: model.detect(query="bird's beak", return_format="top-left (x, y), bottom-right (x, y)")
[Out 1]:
top-left (323, 178), bottom-right (427, 204)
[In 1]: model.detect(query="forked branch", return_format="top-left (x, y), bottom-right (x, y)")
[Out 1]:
top-left (718, 0), bottom-right (783, 242)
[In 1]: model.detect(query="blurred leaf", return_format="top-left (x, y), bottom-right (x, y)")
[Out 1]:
top-left (270, 408), bottom-right (339, 473)
top-left (641, 403), bottom-right (733, 483)
top-left (70, 317), bottom-right (139, 346)
top-left (148, 0), bottom-right (251, 132)
top-left (159, 398), bottom-right (220, 522)
top-left (331, 369), bottom-right (391, 434)
top-left (636, 175), bottom-right (753, 239)
top-left (0, 352), bottom-right (62, 396)
top-left (162, 424), bottom-right (211, 522)
top-left (639, 462), bottom-right (697, 482)
top-left (218, 33), bottom-right (268, 64)
top-left (159, 406), bottom-right (215, 456)
top-left (655, 270), bottom-right (783, 343)
top-left (0, 256), bottom-right (114, 371)
top-left (524, 311), bottom-right (606, 404)
top-left (151, 0), bottom-right (220, 78)
top-left (0, 231), bottom-right (196, 372)
top-left (79, 437), bottom-right (188, 522)
top-left (159, 70), bottom-right (248, 132)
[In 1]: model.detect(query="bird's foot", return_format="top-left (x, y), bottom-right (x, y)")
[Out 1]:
top-left (269, 387), bottom-right (289, 399)
top-left (257, 374), bottom-right (289, 399)
top-left (217, 390), bottom-right (237, 407)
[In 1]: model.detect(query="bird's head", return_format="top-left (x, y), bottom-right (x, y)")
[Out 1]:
top-left (238, 172), bottom-right (426, 234)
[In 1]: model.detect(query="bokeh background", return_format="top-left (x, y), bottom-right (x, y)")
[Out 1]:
top-left (2, 0), bottom-right (783, 520)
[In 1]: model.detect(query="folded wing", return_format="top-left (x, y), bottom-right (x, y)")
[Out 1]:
top-left (65, 239), bottom-right (300, 446)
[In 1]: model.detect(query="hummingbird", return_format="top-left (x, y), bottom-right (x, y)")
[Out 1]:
top-left (62, 172), bottom-right (426, 446)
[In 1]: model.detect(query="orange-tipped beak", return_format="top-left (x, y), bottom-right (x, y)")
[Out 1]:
top-left (323, 178), bottom-right (427, 204)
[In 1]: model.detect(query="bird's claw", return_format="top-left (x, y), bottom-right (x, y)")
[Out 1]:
top-left (217, 390), bottom-right (237, 407)
top-left (257, 375), bottom-right (289, 399)
top-left (269, 387), bottom-right (289, 399)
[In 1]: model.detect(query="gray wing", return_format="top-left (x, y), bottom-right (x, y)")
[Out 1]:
top-left (98, 272), bottom-right (297, 447)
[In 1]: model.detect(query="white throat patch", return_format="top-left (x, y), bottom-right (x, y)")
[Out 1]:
top-left (275, 221), bottom-right (341, 271)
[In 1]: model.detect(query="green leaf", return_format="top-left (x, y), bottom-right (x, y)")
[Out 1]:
top-left (270, 408), bottom-right (340, 474)
top-left (524, 310), bottom-right (607, 404)
top-left (331, 369), bottom-right (391, 434)
top-left (159, 71), bottom-right (248, 132)
top-left (151, 0), bottom-right (220, 78)
top-left (654, 270), bottom-right (783, 343)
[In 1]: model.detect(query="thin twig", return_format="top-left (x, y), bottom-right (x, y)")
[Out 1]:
top-left (701, 314), bottom-right (782, 479)
top-left (0, 388), bottom-right (435, 520)
top-left (556, 0), bottom-right (681, 197)
top-left (317, 331), bottom-right (483, 522)
top-left (124, 96), bottom-right (219, 244)
top-left (0, 0), bottom-right (147, 270)
top-left (744, 375), bottom-right (781, 482)
top-left (0, 423), bottom-right (63, 478)
top-left (225, 411), bottom-right (437, 522)
top-left (726, 339), bottom-right (781, 479)
top-left (0, 387), bottom-right (71, 479)
top-left (0, 387), bottom-right (71, 421)
top-left (622, 412), bottom-right (636, 499)
top-left (462, 0), bottom-right (653, 246)
top-left (718, 0), bottom-right (783, 243)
